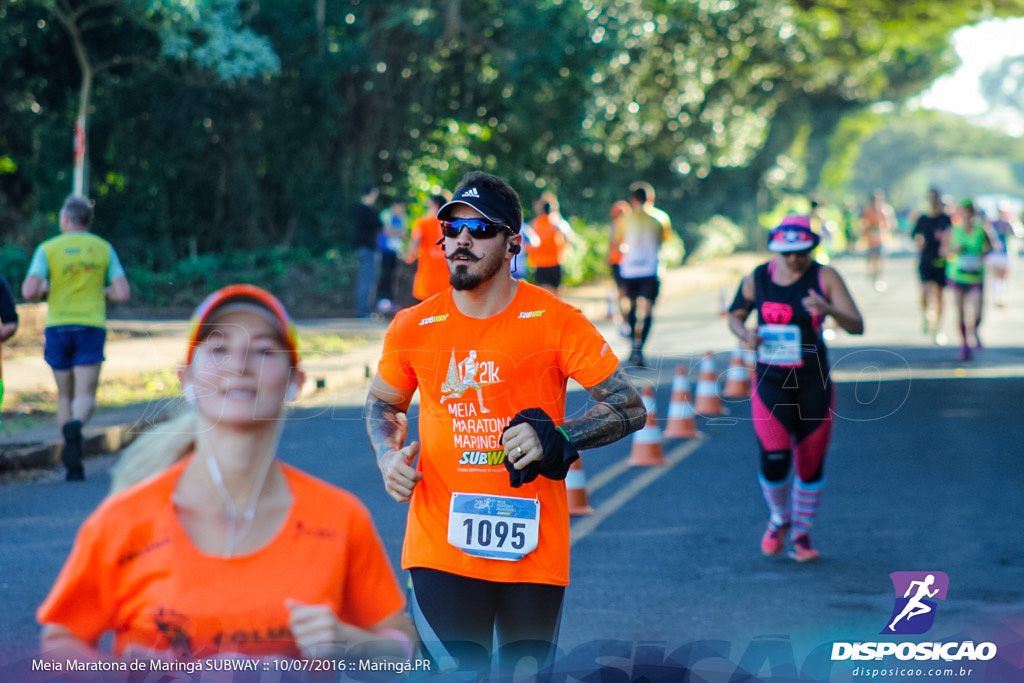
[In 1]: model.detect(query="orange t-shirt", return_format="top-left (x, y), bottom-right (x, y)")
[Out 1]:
top-left (37, 459), bottom-right (405, 659)
top-left (861, 206), bottom-right (888, 248)
top-left (376, 282), bottom-right (619, 586)
top-left (526, 215), bottom-right (567, 269)
top-left (609, 215), bottom-right (625, 266)
top-left (411, 215), bottom-right (450, 301)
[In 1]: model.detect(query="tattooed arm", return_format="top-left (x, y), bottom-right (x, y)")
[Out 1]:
top-left (503, 366), bottom-right (645, 472)
top-left (561, 367), bottom-right (646, 450)
top-left (365, 374), bottom-right (422, 502)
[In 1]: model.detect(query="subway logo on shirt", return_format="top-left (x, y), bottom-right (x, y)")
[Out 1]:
top-left (458, 450), bottom-right (507, 466)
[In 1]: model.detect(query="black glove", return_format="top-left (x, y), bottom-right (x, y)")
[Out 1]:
top-left (502, 408), bottom-right (580, 488)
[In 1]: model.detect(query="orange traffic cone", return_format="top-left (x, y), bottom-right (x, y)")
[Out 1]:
top-left (722, 346), bottom-right (751, 398)
top-left (663, 365), bottom-right (699, 439)
top-left (693, 352), bottom-right (724, 416)
top-left (629, 386), bottom-right (666, 466)
top-left (565, 457), bottom-right (594, 516)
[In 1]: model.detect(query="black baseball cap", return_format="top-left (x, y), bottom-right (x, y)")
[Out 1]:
top-left (437, 181), bottom-right (522, 233)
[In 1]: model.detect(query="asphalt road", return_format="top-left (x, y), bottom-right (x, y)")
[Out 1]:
top-left (2, 252), bottom-right (1023, 682)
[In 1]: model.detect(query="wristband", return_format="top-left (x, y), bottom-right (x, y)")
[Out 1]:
top-left (502, 408), bottom-right (580, 487)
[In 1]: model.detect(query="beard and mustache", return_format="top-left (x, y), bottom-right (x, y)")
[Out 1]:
top-left (447, 246), bottom-right (507, 291)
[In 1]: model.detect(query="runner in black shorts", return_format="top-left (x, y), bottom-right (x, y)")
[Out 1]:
top-left (532, 264), bottom-right (562, 291)
top-left (622, 275), bottom-right (659, 304)
top-left (618, 185), bottom-right (668, 367)
top-left (912, 188), bottom-right (951, 344)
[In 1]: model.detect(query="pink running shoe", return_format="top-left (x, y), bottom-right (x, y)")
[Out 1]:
top-left (957, 345), bottom-right (971, 361)
top-left (761, 522), bottom-right (790, 556)
top-left (788, 533), bottom-right (820, 562)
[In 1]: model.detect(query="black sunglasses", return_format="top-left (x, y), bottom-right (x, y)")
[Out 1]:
top-left (440, 218), bottom-right (512, 239)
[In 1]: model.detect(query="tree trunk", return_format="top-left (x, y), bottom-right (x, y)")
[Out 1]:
top-left (60, 9), bottom-right (94, 195)
top-left (73, 70), bottom-right (92, 195)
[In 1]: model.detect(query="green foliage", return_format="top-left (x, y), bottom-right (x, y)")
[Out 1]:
top-left (561, 219), bottom-right (611, 287)
top-left (904, 158), bottom-right (1024, 204)
top-left (0, 246), bottom-right (30, 289)
top-left (844, 109), bottom-right (1024, 205)
top-left (821, 109), bottom-right (884, 192)
top-left (660, 231), bottom-right (687, 269)
top-left (153, 0), bottom-right (280, 81)
top-left (125, 247), bottom-right (358, 313)
top-left (6, 0), bottom-right (1024, 285)
top-left (125, 218), bottom-right (620, 313)
top-left (689, 215), bottom-right (747, 262)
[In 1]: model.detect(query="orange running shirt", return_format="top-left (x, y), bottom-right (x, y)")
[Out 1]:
top-left (609, 214), bottom-right (626, 266)
top-left (526, 215), bottom-right (567, 269)
top-left (37, 459), bottom-right (405, 659)
top-left (411, 215), bottom-right (450, 301)
top-left (377, 282), bottom-right (619, 586)
top-left (861, 206), bottom-right (888, 248)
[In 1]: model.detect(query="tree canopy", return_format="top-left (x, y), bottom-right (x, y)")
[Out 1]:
top-left (3, 0), bottom-right (1024, 271)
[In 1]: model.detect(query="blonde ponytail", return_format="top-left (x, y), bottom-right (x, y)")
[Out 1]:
top-left (108, 412), bottom-right (199, 495)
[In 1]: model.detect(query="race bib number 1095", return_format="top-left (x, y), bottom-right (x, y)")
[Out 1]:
top-left (448, 493), bottom-right (540, 561)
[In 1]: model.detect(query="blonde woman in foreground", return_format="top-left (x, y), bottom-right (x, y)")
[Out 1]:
top-left (38, 284), bottom-right (414, 663)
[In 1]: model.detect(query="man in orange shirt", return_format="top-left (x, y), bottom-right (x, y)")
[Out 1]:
top-left (365, 171), bottom-right (646, 677)
top-left (406, 194), bottom-right (451, 301)
top-left (608, 199), bottom-right (631, 333)
top-left (860, 189), bottom-right (895, 291)
top-left (525, 194), bottom-right (571, 296)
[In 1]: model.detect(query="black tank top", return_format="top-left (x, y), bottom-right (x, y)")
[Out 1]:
top-left (753, 260), bottom-right (827, 370)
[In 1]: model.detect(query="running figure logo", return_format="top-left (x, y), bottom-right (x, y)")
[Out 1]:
top-left (440, 349), bottom-right (497, 414)
top-left (882, 571), bottom-right (949, 635)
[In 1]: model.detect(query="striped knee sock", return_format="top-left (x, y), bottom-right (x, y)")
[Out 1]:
top-left (758, 473), bottom-right (792, 528)
top-left (791, 478), bottom-right (825, 538)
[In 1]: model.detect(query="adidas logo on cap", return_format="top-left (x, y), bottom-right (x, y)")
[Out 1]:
top-left (462, 187), bottom-right (480, 198)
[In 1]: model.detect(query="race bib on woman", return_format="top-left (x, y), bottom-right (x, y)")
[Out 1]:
top-left (758, 324), bottom-right (802, 365)
top-left (956, 254), bottom-right (981, 273)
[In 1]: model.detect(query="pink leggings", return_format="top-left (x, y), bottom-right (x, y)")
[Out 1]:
top-left (751, 376), bottom-right (834, 483)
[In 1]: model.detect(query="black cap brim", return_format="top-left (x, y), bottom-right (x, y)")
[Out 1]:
top-left (437, 194), bottom-right (521, 233)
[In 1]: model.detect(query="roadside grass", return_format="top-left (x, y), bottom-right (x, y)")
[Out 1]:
top-left (0, 334), bottom-right (360, 435)
top-left (1, 368), bottom-right (182, 436)
top-left (296, 334), bottom-right (361, 357)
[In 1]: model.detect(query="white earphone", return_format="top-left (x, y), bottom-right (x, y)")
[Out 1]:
top-left (286, 383), bottom-right (299, 402)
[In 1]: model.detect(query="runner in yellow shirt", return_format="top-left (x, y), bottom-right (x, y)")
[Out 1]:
top-left (22, 195), bottom-right (130, 481)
